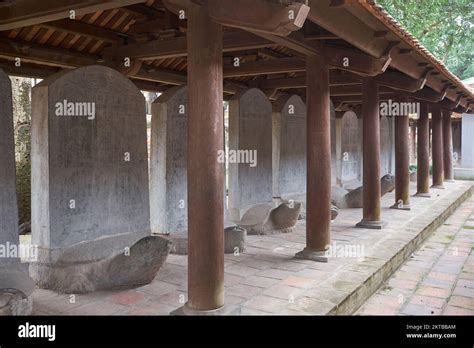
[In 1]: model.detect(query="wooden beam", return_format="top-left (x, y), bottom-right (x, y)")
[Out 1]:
top-left (373, 30), bottom-right (388, 38)
top-left (247, 30), bottom-right (391, 75)
top-left (329, 85), bottom-right (393, 97)
top-left (41, 19), bottom-right (127, 44)
top-left (121, 3), bottom-right (164, 19)
top-left (323, 45), bottom-right (391, 76)
top-left (252, 31), bottom-right (319, 57)
top-left (259, 74), bottom-right (361, 90)
top-left (375, 70), bottom-right (428, 93)
top-left (306, 0), bottom-right (470, 106)
top-left (331, 94), bottom-right (396, 105)
top-left (305, 33), bottom-right (339, 40)
top-left (0, 0), bottom-right (147, 31)
top-left (223, 57), bottom-right (305, 78)
top-left (0, 60), bottom-right (62, 78)
top-left (439, 95), bottom-right (463, 110)
top-left (208, 0), bottom-right (310, 37)
top-left (0, 38), bottom-right (98, 68)
top-left (102, 31), bottom-right (273, 60)
top-left (410, 85), bottom-right (449, 103)
top-left (257, 48), bottom-right (288, 60)
top-left (0, 38), bottom-right (189, 86)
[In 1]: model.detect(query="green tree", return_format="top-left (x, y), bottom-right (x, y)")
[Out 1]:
top-left (377, 0), bottom-right (474, 80)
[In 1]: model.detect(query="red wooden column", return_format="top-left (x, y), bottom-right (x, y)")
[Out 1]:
top-left (356, 77), bottom-right (386, 229)
top-left (295, 53), bottom-right (331, 262)
top-left (415, 102), bottom-right (431, 197)
top-left (431, 104), bottom-right (445, 188)
top-left (182, 4), bottom-right (225, 313)
top-left (391, 97), bottom-right (410, 210)
top-left (442, 109), bottom-right (454, 181)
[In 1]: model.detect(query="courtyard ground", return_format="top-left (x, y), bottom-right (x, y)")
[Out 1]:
top-left (358, 195), bottom-right (474, 315)
top-left (30, 181), bottom-right (473, 315)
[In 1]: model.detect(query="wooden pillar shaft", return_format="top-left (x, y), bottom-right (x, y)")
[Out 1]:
top-left (442, 109), bottom-right (453, 181)
top-left (186, 5), bottom-right (224, 311)
top-left (393, 109), bottom-right (410, 209)
top-left (305, 54), bottom-right (331, 251)
top-left (431, 104), bottom-right (444, 188)
top-left (356, 77), bottom-right (384, 228)
top-left (416, 102), bottom-right (430, 196)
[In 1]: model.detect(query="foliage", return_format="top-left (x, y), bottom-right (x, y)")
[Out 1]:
top-left (376, 0), bottom-right (474, 80)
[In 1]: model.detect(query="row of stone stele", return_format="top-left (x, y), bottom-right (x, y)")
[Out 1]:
top-left (0, 65), bottom-right (394, 311)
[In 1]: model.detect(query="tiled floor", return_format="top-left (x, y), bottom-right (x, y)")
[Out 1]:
top-left (31, 181), bottom-right (473, 315)
top-left (358, 195), bottom-right (474, 316)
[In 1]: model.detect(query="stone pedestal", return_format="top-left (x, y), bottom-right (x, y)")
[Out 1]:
top-left (150, 86), bottom-right (188, 235)
top-left (340, 111), bottom-right (361, 185)
top-left (30, 66), bottom-right (167, 293)
top-left (415, 102), bottom-right (431, 197)
top-left (272, 94), bottom-right (306, 199)
top-left (431, 104), bottom-right (444, 188)
top-left (228, 88), bottom-right (273, 221)
top-left (380, 115), bottom-right (391, 176)
top-left (0, 69), bottom-right (34, 315)
top-left (455, 114), bottom-right (474, 179)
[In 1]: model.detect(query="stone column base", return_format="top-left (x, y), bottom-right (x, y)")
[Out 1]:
top-left (171, 303), bottom-right (241, 316)
top-left (431, 184), bottom-right (445, 189)
top-left (30, 235), bottom-right (172, 294)
top-left (355, 220), bottom-right (387, 230)
top-left (414, 192), bottom-right (431, 198)
top-left (390, 203), bottom-right (411, 211)
top-left (294, 248), bottom-right (328, 263)
top-left (0, 267), bottom-right (35, 316)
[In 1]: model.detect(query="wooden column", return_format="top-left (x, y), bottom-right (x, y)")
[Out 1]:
top-left (185, 4), bottom-right (224, 312)
top-left (431, 104), bottom-right (444, 188)
top-left (391, 97), bottom-right (410, 210)
top-left (295, 54), bottom-right (331, 262)
top-left (356, 77), bottom-right (385, 229)
top-left (415, 102), bottom-right (431, 197)
top-left (442, 109), bottom-right (454, 181)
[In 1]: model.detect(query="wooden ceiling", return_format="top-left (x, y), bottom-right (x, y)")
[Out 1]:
top-left (0, 0), bottom-right (472, 113)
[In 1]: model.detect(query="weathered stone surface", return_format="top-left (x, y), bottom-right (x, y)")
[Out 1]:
top-left (0, 69), bottom-right (34, 315)
top-left (0, 69), bottom-right (19, 266)
top-left (11, 77), bottom-right (32, 228)
top-left (330, 100), bottom-right (337, 185)
top-left (224, 225), bottom-right (246, 254)
top-left (272, 95), bottom-right (306, 198)
top-left (228, 88), bottom-right (273, 221)
top-left (30, 66), bottom-right (155, 291)
top-left (278, 194), bottom-right (339, 221)
top-left (332, 174), bottom-right (395, 209)
top-left (380, 116), bottom-right (391, 176)
top-left (150, 86), bottom-right (188, 235)
top-left (340, 111), bottom-right (361, 184)
top-left (31, 236), bottom-right (172, 294)
top-left (164, 224), bottom-right (247, 255)
top-left (236, 202), bottom-right (302, 235)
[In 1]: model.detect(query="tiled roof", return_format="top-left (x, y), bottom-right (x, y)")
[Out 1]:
top-left (360, 0), bottom-right (474, 100)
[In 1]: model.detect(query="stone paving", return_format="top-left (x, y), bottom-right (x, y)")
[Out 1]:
top-left (30, 181), bottom-right (473, 315)
top-left (357, 195), bottom-right (474, 316)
